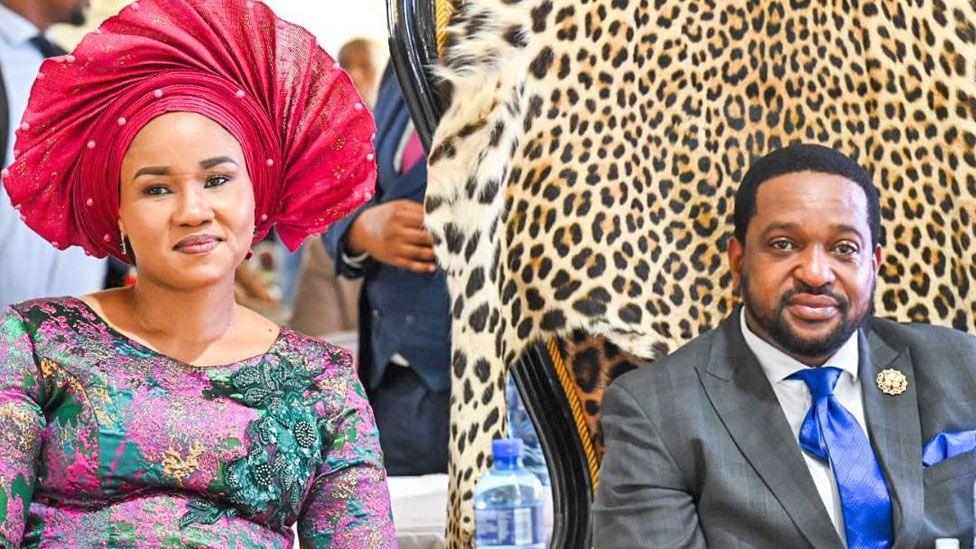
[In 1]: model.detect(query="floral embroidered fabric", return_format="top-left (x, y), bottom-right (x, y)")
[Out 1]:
top-left (0, 297), bottom-right (395, 547)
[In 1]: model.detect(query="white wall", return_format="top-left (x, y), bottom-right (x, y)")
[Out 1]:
top-left (263, 0), bottom-right (389, 65)
top-left (52, 0), bottom-right (390, 69)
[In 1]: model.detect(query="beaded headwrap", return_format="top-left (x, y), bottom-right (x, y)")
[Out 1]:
top-left (3, 0), bottom-right (377, 261)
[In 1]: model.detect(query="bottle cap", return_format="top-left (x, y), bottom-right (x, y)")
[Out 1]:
top-left (492, 438), bottom-right (524, 460)
top-left (934, 539), bottom-right (960, 549)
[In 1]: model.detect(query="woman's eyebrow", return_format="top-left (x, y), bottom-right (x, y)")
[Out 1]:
top-left (132, 157), bottom-right (238, 180)
top-left (199, 156), bottom-right (238, 170)
top-left (133, 166), bottom-right (170, 179)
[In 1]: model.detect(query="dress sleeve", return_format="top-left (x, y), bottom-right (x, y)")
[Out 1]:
top-left (297, 352), bottom-right (395, 547)
top-left (0, 307), bottom-right (45, 546)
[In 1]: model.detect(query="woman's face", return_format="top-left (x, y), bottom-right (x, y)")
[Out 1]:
top-left (119, 112), bottom-right (255, 291)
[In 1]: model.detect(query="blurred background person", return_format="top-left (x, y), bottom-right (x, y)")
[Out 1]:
top-left (338, 37), bottom-right (378, 106)
top-left (324, 64), bottom-right (451, 476)
top-left (0, 0), bottom-right (106, 307)
top-left (287, 230), bottom-right (361, 336)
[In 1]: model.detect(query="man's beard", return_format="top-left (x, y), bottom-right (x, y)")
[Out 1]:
top-left (741, 275), bottom-right (874, 359)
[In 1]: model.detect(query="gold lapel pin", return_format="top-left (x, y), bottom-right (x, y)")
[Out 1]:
top-left (876, 368), bottom-right (908, 396)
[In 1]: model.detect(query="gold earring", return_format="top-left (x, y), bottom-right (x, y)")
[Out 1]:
top-left (120, 230), bottom-right (128, 256)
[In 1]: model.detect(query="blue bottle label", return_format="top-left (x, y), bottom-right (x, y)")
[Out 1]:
top-left (475, 504), bottom-right (543, 546)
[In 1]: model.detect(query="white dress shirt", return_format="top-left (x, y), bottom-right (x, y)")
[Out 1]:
top-left (739, 307), bottom-right (867, 545)
top-left (0, 4), bottom-right (105, 308)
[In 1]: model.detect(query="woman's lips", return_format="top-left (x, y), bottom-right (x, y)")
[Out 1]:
top-left (173, 235), bottom-right (221, 254)
top-left (787, 295), bottom-right (840, 322)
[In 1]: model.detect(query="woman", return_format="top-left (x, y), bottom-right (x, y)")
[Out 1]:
top-left (0, 0), bottom-right (394, 546)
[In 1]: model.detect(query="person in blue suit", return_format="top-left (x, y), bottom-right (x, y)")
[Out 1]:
top-left (324, 65), bottom-right (450, 476)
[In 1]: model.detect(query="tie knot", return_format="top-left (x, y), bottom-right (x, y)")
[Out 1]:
top-left (787, 366), bottom-right (842, 399)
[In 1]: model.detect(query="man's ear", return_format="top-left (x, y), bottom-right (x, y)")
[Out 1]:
top-left (872, 243), bottom-right (883, 275)
top-left (728, 236), bottom-right (744, 293)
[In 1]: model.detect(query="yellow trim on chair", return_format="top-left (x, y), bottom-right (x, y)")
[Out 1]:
top-left (546, 338), bottom-right (600, 490)
top-left (434, 0), bottom-right (458, 58)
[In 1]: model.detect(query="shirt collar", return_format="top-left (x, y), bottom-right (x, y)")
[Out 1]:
top-left (0, 3), bottom-right (41, 48)
top-left (739, 306), bottom-right (860, 383)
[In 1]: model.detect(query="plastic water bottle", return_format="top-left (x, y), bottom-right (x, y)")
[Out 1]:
top-left (505, 377), bottom-right (553, 539)
top-left (474, 439), bottom-right (546, 548)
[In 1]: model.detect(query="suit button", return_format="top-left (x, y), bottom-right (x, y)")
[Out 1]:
top-left (371, 309), bottom-right (379, 317)
top-left (406, 314), bottom-right (415, 324)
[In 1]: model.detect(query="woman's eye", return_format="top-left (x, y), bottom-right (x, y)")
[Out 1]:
top-left (144, 185), bottom-right (170, 196)
top-left (205, 175), bottom-right (230, 188)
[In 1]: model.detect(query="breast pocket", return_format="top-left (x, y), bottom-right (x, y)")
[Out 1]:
top-left (922, 450), bottom-right (976, 540)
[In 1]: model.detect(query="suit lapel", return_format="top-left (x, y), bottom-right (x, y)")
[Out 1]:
top-left (698, 312), bottom-right (843, 548)
top-left (858, 327), bottom-right (923, 549)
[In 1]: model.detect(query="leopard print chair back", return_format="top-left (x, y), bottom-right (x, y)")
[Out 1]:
top-left (423, 0), bottom-right (976, 545)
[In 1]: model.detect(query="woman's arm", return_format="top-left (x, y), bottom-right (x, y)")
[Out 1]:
top-left (297, 352), bottom-right (395, 547)
top-left (0, 307), bottom-right (45, 546)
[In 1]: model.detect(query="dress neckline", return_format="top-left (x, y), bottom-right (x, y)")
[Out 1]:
top-left (69, 296), bottom-right (285, 370)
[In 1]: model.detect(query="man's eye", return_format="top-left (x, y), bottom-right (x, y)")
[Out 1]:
top-left (205, 175), bottom-right (230, 188)
top-left (835, 243), bottom-right (859, 255)
top-left (771, 240), bottom-right (794, 251)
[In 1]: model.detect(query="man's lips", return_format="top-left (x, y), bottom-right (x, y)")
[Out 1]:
top-left (786, 294), bottom-right (840, 322)
top-left (173, 234), bottom-right (221, 254)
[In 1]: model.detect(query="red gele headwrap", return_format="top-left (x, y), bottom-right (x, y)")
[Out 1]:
top-left (3, 0), bottom-right (376, 261)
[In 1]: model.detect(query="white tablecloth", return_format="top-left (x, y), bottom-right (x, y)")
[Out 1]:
top-left (388, 474), bottom-right (449, 549)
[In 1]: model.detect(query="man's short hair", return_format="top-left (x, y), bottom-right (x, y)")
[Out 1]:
top-left (733, 143), bottom-right (882, 247)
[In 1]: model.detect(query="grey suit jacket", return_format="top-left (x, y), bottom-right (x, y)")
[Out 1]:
top-left (593, 309), bottom-right (976, 548)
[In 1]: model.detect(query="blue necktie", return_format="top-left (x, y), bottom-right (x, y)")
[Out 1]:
top-left (787, 367), bottom-right (893, 549)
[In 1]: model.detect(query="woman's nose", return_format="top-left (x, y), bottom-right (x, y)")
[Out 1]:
top-left (173, 186), bottom-right (214, 226)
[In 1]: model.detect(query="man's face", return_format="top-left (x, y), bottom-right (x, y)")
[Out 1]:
top-left (42, 0), bottom-right (87, 26)
top-left (728, 171), bottom-right (882, 365)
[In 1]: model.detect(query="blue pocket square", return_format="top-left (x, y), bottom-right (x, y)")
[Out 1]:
top-left (922, 430), bottom-right (976, 467)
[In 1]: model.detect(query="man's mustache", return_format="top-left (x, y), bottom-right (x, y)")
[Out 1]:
top-left (779, 283), bottom-right (850, 313)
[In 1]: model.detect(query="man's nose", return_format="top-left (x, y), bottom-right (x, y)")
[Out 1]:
top-left (795, 246), bottom-right (836, 289)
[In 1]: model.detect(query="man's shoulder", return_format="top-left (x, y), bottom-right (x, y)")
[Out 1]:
top-left (867, 317), bottom-right (976, 385)
top-left (610, 323), bottom-right (721, 398)
top-left (867, 316), bottom-right (976, 353)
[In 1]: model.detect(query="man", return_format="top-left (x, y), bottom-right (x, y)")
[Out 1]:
top-left (593, 144), bottom-right (976, 548)
top-left (324, 65), bottom-right (450, 476)
top-left (0, 0), bottom-right (104, 307)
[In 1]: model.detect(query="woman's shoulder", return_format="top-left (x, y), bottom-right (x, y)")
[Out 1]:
top-left (5, 295), bottom-right (93, 326)
top-left (2, 297), bottom-right (102, 360)
top-left (271, 330), bottom-right (360, 413)
top-left (275, 328), bottom-right (356, 377)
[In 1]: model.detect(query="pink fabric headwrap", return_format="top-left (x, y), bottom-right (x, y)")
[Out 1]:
top-left (3, 0), bottom-right (376, 260)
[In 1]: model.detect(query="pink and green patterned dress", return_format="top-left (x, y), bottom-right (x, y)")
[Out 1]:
top-left (0, 297), bottom-right (396, 547)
